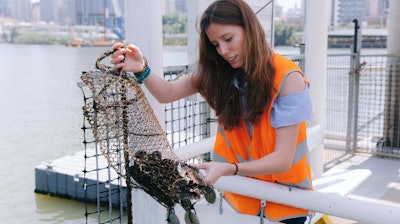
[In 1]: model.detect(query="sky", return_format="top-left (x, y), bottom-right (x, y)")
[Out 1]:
top-left (276, 0), bottom-right (300, 12)
top-left (30, 0), bottom-right (301, 12)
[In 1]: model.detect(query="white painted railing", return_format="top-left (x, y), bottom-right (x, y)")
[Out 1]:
top-left (212, 174), bottom-right (400, 224)
top-left (173, 125), bottom-right (400, 224)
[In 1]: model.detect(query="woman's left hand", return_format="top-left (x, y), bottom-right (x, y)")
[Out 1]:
top-left (193, 162), bottom-right (235, 185)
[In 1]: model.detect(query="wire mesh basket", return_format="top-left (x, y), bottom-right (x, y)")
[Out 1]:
top-left (80, 49), bottom-right (215, 223)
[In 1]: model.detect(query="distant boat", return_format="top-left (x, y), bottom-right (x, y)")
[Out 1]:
top-left (87, 37), bottom-right (116, 47)
top-left (66, 27), bottom-right (117, 47)
top-left (66, 27), bottom-right (88, 48)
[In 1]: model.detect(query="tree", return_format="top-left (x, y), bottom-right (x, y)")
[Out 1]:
top-left (162, 11), bottom-right (187, 46)
top-left (274, 21), bottom-right (301, 46)
top-left (2, 32), bottom-right (7, 42)
top-left (10, 28), bottom-right (18, 43)
top-left (162, 11), bottom-right (187, 34)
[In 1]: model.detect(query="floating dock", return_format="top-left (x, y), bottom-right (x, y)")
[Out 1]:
top-left (34, 148), bottom-right (126, 207)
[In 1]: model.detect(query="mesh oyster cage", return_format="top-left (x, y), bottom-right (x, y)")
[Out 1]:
top-left (80, 49), bottom-right (214, 223)
top-left (81, 50), bottom-right (179, 178)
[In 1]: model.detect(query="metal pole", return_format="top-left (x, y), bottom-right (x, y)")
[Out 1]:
top-left (382, 0), bottom-right (400, 148)
top-left (352, 19), bottom-right (362, 153)
top-left (303, 0), bottom-right (327, 178)
top-left (352, 19), bottom-right (359, 54)
top-left (346, 50), bottom-right (354, 151)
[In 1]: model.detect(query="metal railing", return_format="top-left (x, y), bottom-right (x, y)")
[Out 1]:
top-left (353, 54), bottom-right (400, 156)
top-left (163, 66), bottom-right (212, 149)
top-left (324, 53), bottom-right (400, 169)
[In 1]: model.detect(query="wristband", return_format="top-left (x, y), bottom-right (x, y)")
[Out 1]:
top-left (134, 57), bottom-right (151, 84)
top-left (231, 163), bottom-right (239, 175)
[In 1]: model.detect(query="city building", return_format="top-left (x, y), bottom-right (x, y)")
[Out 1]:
top-left (329, 0), bottom-right (389, 27)
top-left (4, 0), bottom-right (31, 22)
top-left (0, 0), bottom-right (10, 17)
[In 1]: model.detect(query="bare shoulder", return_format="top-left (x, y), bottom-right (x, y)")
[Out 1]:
top-left (278, 71), bottom-right (306, 97)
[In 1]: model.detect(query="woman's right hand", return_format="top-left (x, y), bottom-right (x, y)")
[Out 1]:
top-left (110, 42), bottom-right (147, 73)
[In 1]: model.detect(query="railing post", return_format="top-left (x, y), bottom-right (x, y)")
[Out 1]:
top-left (349, 19), bottom-right (362, 153)
top-left (304, 0), bottom-right (327, 178)
top-left (382, 0), bottom-right (400, 148)
top-left (345, 53), bottom-right (354, 152)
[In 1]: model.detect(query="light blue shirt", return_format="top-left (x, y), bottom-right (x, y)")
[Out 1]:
top-left (271, 86), bottom-right (312, 128)
top-left (233, 75), bottom-right (312, 133)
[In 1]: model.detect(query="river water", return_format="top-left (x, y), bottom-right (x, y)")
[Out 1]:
top-left (0, 44), bottom-right (190, 224)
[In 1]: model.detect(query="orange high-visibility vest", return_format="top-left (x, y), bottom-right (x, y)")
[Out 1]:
top-left (213, 53), bottom-right (313, 221)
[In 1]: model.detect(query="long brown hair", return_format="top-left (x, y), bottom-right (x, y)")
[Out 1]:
top-left (194, 0), bottom-right (275, 130)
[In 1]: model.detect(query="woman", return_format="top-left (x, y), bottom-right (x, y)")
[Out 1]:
top-left (111, 0), bottom-right (313, 223)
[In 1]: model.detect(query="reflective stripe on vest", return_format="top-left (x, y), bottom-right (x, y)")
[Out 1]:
top-left (214, 125), bottom-right (312, 190)
top-left (211, 53), bottom-right (313, 221)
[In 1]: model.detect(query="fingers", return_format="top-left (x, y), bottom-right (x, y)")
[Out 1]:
top-left (126, 44), bottom-right (141, 53)
top-left (112, 42), bottom-right (141, 55)
top-left (109, 43), bottom-right (144, 71)
top-left (112, 42), bottom-right (123, 50)
top-left (110, 55), bottom-right (125, 70)
top-left (110, 54), bottom-right (125, 64)
top-left (111, 48), bottom-right (126, 58)
top-left (110, 42), bottom-right (126, 68)
top-left (113, 61), bottom-right (124, 70)
top-left (191, 164), bottom-right (212, 185)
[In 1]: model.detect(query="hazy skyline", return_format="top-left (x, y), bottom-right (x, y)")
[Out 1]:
top-left (277, 0), bottom-right (300, 12)
top-left (28, 0), bottom-right (301, 12)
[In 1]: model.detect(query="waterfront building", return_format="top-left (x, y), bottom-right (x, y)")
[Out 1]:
top-left (7, 0), bottom-right (31, 22)
top-left (38, 0), bottom-right (124, 26)
top-left (365, 0), bottom-right (389, 26)
top-left (338, 0), bottom-right (367, 26)
top-left (0, 0), bottom-right (9, 17)
top-left (329, 0), bottom-right (389, 27)
top-left (174, 0), bottom-right (187, 12)
top-left (40, 0), bottom-right (63, 23)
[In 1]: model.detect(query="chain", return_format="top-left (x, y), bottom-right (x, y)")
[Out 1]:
top-left (349, 61), bottom-right (367, 75)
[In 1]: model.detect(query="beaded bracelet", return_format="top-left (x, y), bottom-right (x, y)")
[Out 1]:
top-left (134, 57), bottom-right (151, 84)
top-left (231, 163), bottom-right (239, 175)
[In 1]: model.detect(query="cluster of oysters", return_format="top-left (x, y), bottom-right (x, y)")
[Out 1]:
top-left (129, 150), bottom-right (216, 224)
